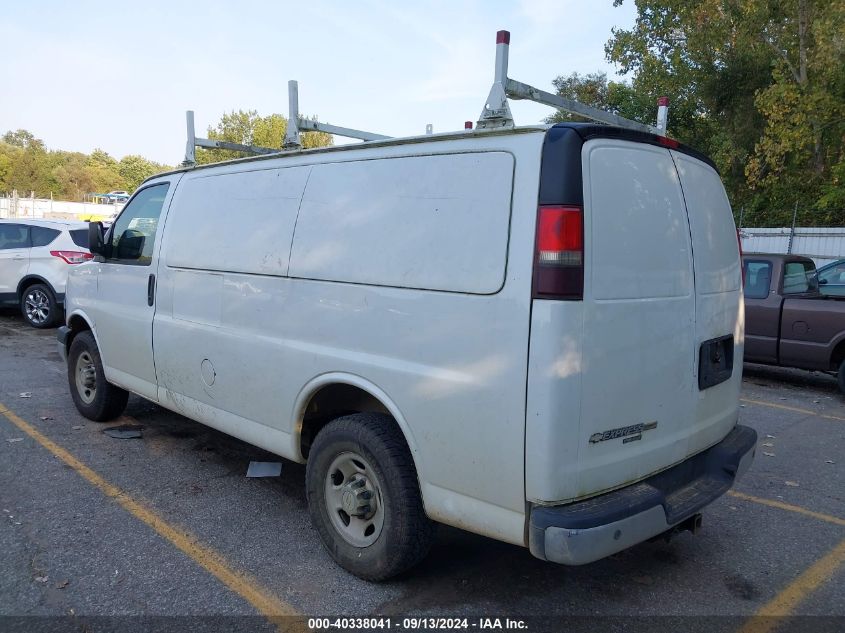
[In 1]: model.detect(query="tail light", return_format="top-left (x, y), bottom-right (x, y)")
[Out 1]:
top-left (51, 250), bottom-right (94, 264)
top-left (532, 205), bottom-right (584, 300)
top-left (736, 228), bottom-right (744, 287)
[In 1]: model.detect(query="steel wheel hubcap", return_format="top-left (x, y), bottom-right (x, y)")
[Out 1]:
top-left (75, 351), bottom-right (97, 404)
top-left (325, 451), bottom-right (385, 547)
top-left (24, 289), bottom-right (50, 324)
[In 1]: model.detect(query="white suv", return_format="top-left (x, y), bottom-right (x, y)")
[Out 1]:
top-left (0, 219), bottom-right (92, 328)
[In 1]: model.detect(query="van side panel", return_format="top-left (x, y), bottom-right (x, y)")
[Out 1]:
top-left (152, 134), bottom-right (545, 546)
top-left (166, 166), bottom-right (311, 276)
top-left (289, 153), bottom-right (515, 295)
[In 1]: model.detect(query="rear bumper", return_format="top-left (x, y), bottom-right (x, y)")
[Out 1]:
top-left (528, 424), bottom-right (757, 565)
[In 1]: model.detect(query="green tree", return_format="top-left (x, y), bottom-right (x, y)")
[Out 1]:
top-left (606, 0), bottom-right (845, 225)
top-left (197, 110), bottom-right (333, 164)
top-left (1, 130), bottom-right (174, 200)
top-left (118, 155), bottom-right (169, 191)
top-left (544, 71), bottom-right (661, 125)
top-left (2, 129), bottom-right (44, 150)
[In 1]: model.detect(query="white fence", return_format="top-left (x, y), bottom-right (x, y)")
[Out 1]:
top-left (740, 227), bottom-right (845, 266)
top-left (0, 196), bottom-right (121, 221)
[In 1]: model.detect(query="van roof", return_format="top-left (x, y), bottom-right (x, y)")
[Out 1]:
top-left (553, 123), bottom-right (718, 171)
top-left (149, 125), bottom-right (552, 182)
top-left (147, 121), bottom-right (717, 185)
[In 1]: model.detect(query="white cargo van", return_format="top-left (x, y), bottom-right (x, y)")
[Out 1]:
top-left (58, 122), bottom-right (756, 580)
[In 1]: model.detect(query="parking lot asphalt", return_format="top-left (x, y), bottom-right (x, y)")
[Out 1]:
top-left (1, 310), bottom-right (843, 632)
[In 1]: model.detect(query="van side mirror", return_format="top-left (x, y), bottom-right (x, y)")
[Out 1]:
top-left (116, 229), bottom-right (146, 260)
top-left (88, 222), bottom-right (106, 256)
top-left (819, 278), bottom-right (828, 285)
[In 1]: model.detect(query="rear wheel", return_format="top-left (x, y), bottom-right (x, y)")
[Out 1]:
top-left (20, 283), bottom-right (60, 329)
top-left (305, 413), bottom-right (435, 581)
top-left (67, 331), bottom-right (128, 421)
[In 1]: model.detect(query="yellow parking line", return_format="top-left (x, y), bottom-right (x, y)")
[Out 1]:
top-left (737, 537), bottom-right (845, 633)
top-left (0, 402), bottom-right (301, 626)
top-left (728, 491), bottom-right (845, 528)
top-left (740, 398), bottom-right (845, 422)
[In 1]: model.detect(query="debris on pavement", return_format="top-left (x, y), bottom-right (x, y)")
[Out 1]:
top-left (102, 425), bottom-right (143, 439)
top-left (6, 438), bottom-right (24, 443)
top-left (246, 461), bottom-right (283, 478)
top-left (785, 481), bottom-right (800, 487)
top-left (34, 576), bottom-right (48, 583)
top-left (55, 580), bottom-right (69, 589)
top-left (763, 452), bottom-right (775, 457)
top-left (18, 392), bottom-right (31, 398)
top-left (39, 416), bottom-right (53, 421)
top-left (71, 425), bottom-right (84, 430)
top-left (762, 442), bottom-right (774, 447)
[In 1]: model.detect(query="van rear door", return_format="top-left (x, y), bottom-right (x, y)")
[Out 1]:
top-left (525, 130), bottom-right (742, 504)
top-left (576, 139), bottom-right (697, 497)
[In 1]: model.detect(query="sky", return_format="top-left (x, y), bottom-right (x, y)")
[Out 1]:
top-left (1, 0), bottom-right (637, 165)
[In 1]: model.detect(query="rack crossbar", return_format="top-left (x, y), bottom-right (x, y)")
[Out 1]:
top-left (297, 119), bottom-right (390, 142)
top-left (505, 78), bottom-right (655, 134)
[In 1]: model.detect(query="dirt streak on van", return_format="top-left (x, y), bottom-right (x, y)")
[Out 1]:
top-left (58, 122), bottom-right (756, 580)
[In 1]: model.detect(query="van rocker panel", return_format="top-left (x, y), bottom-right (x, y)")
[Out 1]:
top-left (528, 424), bottom-right (756, 565)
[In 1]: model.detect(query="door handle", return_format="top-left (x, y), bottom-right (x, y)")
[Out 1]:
top-left (147, 274), bottom-right (156, 307)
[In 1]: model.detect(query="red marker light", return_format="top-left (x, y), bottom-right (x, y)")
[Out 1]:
top-left (657, 136), bottom-right (680, 149)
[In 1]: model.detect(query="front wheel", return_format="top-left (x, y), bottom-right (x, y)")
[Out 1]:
top-left (305, 413), bottom-right (435, 581)
top-left (67, 331), bottom-right (129, 421)
top-left (20, 283), bottom-right (60, 328)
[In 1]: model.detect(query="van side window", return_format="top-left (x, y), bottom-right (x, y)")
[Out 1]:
top-left (743, 261), bottom-right (772, 299)
top-left (107, 183), bottom-right (170, 265)
top-left (782, 261), bottom-right (817, 295)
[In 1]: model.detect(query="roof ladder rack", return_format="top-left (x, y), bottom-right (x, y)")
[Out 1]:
top-left (477, 30), bottom-right (669, 136)
top-left (183, 111), bottom-right (279, 166)
top-left (283, 80), bottom-right (391, 149)
top-left (183, 83), bottom-right (391, 165)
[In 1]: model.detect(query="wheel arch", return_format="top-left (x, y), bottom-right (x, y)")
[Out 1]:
top-left (830, 335), bottom-right (845, 371)
top-left (293, 373), bottom-right (424, 478)
top-left (16, 275), bottom-right (57, 301)
top-left (63, 310), bottom-right (100, 355)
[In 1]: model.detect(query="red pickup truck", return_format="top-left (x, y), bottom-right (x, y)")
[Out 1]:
top-left (743, 254), bottom-right (845, 393)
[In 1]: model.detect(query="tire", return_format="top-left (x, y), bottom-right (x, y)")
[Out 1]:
top-left (67, 331), bottom-right (129, 421)
top-left (838, 359), bottom-right (845, 395)
top-left (305, 413), bottom-right (435, 581)
top-left (20, 283), bottom-right (60, 329)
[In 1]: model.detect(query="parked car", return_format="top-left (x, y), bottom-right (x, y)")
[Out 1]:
top-left (0, 219), bottom-right (92, 328)
top-left (743, 253), bottom-right (845, 392)
top-left (816, 258), bottom-right (845, 297)
top-left (58, 122), bottom-right (755, 580)
top-left (103, 190), bottom-right (130, 203)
